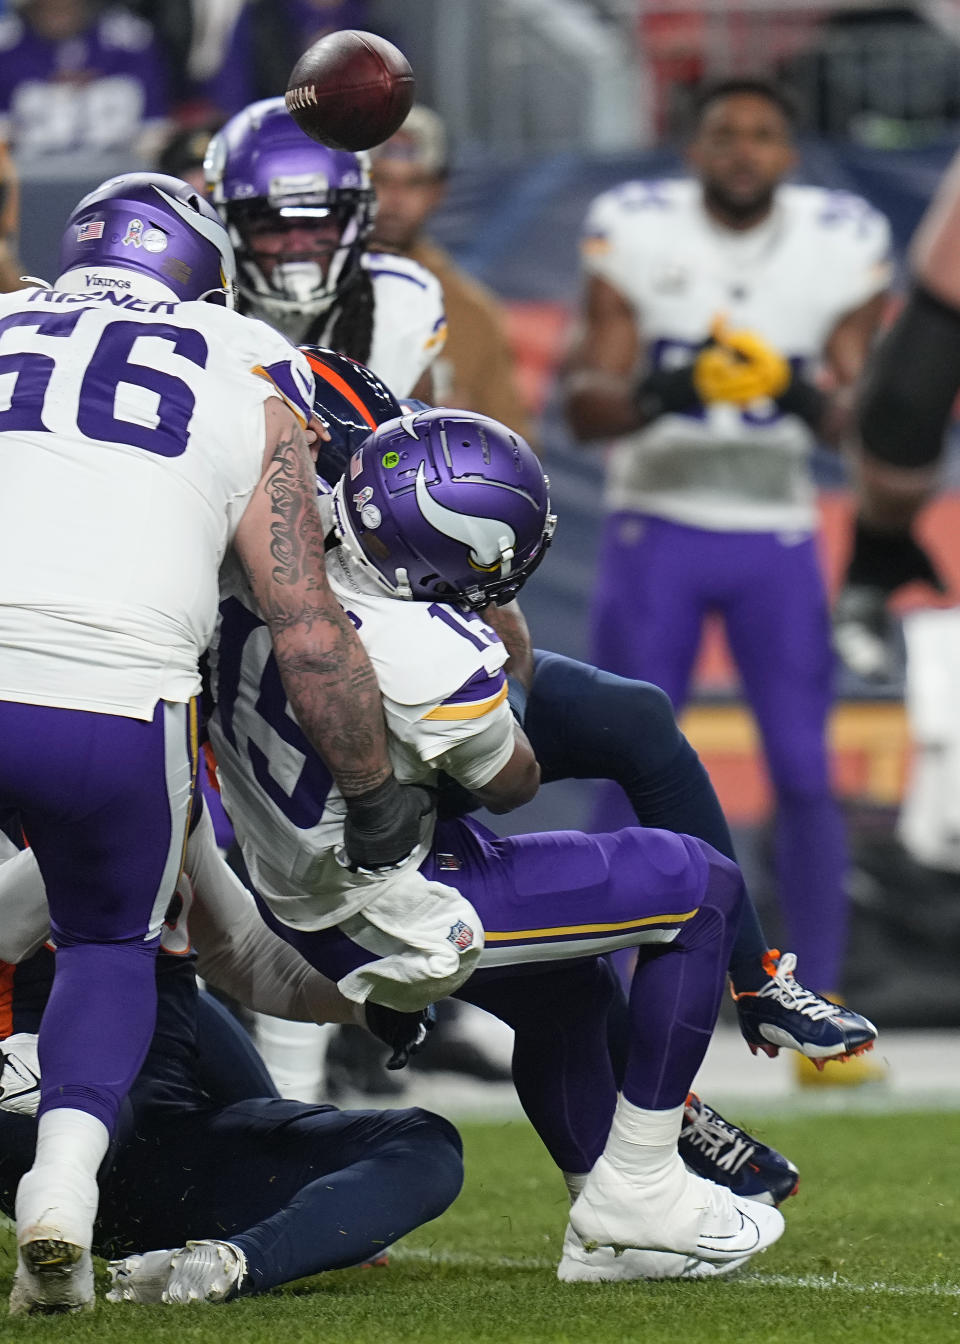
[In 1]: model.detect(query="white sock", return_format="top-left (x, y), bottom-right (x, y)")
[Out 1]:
top-left (16, 1108), bottom-right (109, 1250)
top-left (601, 1095), bottom-right (685, 1180)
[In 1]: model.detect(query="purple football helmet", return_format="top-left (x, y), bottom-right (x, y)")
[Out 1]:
top-left (332, 409), bottom-right (556, 610)
top-left (204, 97), bottom-right (375, 340)
top-left (57, 173), bottom-right (236, 305)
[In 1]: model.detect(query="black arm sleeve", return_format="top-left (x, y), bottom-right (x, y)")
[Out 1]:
top-left (858, 284), bottom-right (960, 469)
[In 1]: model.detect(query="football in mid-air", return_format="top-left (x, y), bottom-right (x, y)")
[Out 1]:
top-left (285, 30), bottom-right (415, 152)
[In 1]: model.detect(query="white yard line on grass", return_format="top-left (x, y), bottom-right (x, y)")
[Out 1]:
top-left (392, 1247), bottom-right (960, 1297)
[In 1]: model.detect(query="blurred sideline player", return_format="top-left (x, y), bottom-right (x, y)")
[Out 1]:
top-left (205, 403), bottom-right (791, 1281)
top-left (369, 104), bottom-right (535, 443)
top-left (564, 78), bottom-right (891, 1083)
top-left (0, 804), bottom-right (462, 1307)
top-left (0, 173), bottom-right (425, 1315)
top-left (835, 146), bottom-right (960, 859)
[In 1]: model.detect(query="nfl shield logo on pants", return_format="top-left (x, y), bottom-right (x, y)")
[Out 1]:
top-left (447, 919), bottom-right (474, 952)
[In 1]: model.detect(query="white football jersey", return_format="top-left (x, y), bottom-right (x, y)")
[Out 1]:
top-left (581, 179), bottom-right (893, 531)
top-left (360, 252), bottom-right (446, 396)
top-left (208, 505), bottom-right (512, 933)
top-left (0, 286), bottom-right (314, 719)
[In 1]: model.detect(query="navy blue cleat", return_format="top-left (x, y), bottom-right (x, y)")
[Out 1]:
top-left (679, 1093), bottom-right (799, 1207)
top-left (733, 950), bottom-right (878, 1068)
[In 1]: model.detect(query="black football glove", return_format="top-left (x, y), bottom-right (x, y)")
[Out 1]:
top-left (342, 776), bottom-right (435, 872)
top-left (364, 1001), bottom-right (437, 1070)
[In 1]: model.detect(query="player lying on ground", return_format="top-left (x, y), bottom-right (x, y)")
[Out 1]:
top-left (203, 403), bottom-right (788, 1277)
top-left (0, 174), bottom-right (430, 1317)
top-left (0, 798), bottom-right (793, 1299)
top-left (0, 803), bottom-right (462, 1305)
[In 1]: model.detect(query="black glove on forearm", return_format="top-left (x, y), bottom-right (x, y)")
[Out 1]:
top-left (635, 366), bottom-right (700, 423)
top-left (342, 775), bottom-right (435, 871)
top-left (846, 516), bottom-right (947, 598)
top-left (364, 1001), bottom-right (436, 1070)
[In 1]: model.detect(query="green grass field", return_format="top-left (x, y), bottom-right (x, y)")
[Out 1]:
top-left (2, 1109), bottom-right (957, 1344)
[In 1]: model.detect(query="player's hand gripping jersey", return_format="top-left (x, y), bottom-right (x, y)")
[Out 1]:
top-left (582, 179), bottom-right (892, 531)
top-left (0, 285), bottom-right (314, 719)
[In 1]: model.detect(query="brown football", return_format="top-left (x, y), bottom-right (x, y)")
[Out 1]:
top-left (285, 30), bottom-right (415, 152)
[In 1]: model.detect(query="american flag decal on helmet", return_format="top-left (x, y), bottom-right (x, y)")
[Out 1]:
top-left (447, 919), bottom-right (474, 951)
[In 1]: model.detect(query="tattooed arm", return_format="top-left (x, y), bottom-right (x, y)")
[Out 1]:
top-left (233, 398), bottom-right (392, 798)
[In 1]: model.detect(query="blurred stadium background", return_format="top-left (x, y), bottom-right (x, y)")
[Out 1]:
top-left (4, 0), bottom-right (960, 1044)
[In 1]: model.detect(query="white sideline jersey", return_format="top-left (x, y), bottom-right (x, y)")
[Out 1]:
top-left (209, 506), bottom-right (512, 934)
top-left (582, 179), bottom-right (893, 531)
top-left (361, 252), bottom-right (446, 396)
top-left (0, 286), bottom-right (314, 719)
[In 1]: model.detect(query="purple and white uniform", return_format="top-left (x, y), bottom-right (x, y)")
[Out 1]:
top-left (210, 492), bottom-right (742, 1042)
top-left (582, 179), bottom-right (892, 991)
top-left (0, 283), bottom-right (314, 1135)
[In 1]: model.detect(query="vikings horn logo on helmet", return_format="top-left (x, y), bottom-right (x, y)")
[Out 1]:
top-left (414, 462), bottom-right (516, 572)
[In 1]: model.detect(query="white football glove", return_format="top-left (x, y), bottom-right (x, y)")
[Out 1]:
top-left (0, 1032), bottom-right (41, 1116)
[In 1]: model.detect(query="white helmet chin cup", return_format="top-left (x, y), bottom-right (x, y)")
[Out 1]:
top-left (230, 212), bottom-right (358, 332)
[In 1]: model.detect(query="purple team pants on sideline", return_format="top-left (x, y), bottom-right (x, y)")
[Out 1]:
top-left (254, 817), bottom-right (743, 1172)
top-left (590, 511), bottom-right (849, 992)
top-left (0, 698), bottom-right (196, 1134)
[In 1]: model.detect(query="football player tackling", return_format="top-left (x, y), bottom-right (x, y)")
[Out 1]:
top-left (0, 173), bottom-right (427, 1315)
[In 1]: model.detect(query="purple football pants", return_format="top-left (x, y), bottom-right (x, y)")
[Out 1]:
top-left (256, 817), bottom-right (744, 1173)
top-left (0, 698), bottom-right (197, 1133)
top-left (590, 512), bottom-right (848, 991)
